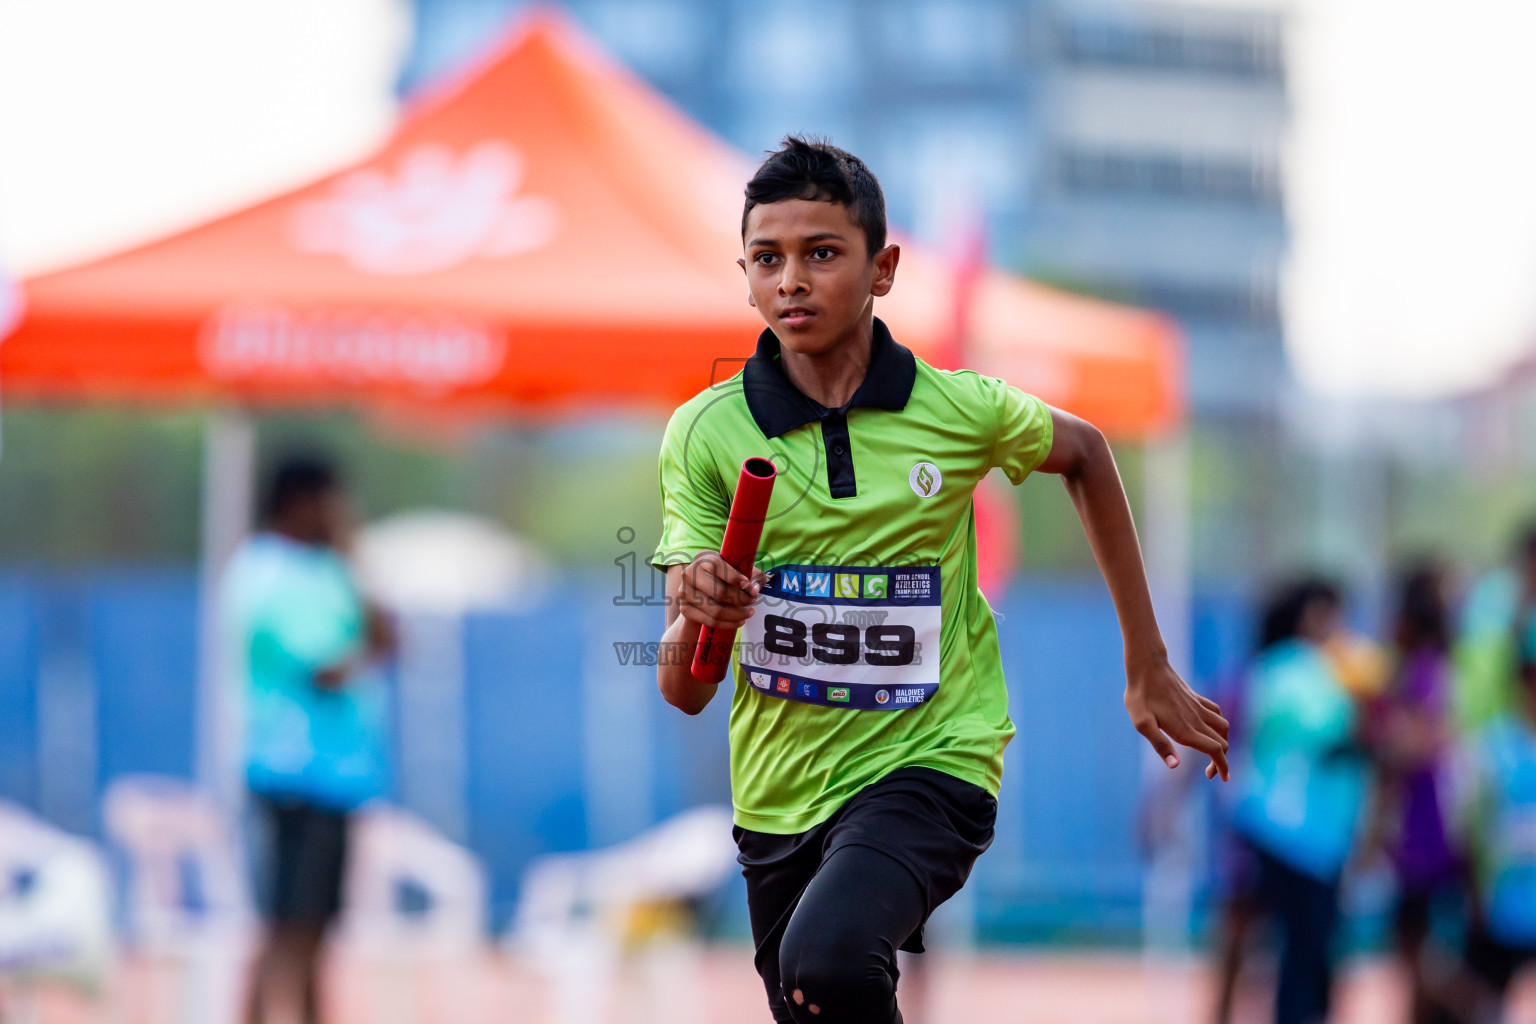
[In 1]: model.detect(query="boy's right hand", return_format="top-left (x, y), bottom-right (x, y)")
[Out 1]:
top-left (677, 551), bottom-right (762, 630)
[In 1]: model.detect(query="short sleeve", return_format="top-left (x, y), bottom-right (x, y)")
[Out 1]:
top-left (650, 405), bottom-right (730, 571)
top-left (986, 378), bottom-right (1055, 485)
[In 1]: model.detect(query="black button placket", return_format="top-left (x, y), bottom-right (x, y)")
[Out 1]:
top-left (741, 318), bottom-right (917, 503)
top-left (821, 412), bottom-right (857, 499)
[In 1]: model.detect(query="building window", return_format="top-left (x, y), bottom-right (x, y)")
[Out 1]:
top-left (1057, 17), bottom-right (1283, 82)
top-left (1055, 146), bottom-right (1280, 208)
top-left (727, 3), bottom-right (860, 98)
top-left (1131, 278), bottom-right (1280, 330)
top-left (582, 0), bottom-right (703, 80)
top-left (878, 1), bottom-right (1014, 79)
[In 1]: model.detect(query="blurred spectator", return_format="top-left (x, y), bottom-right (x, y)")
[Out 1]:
top-left (1225, 578), bottom-right (1373, 1024)
top-left (1364, 563), bottom-right (1462, 1024)
top-left (222, 456), bottom-right (395, 1024)
top-left (1440, 617), bottom-right (1536, 1024)
top-left (1453, 522), bottom-right (1536, 733)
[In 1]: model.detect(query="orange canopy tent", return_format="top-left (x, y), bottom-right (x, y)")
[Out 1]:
top-left (0, 10), bottom-right (1181, 438)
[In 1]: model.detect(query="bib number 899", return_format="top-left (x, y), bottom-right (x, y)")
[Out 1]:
top-left (762, 614), bottom-right (916, 666)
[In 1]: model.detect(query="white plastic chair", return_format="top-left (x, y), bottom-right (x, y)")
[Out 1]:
top-left (330, 804), bottom-right (489, 1024)
top-left (511, 805), bottom-right (737, 1024)
top-left (101, 775), bottom-right (255, 1024)
top-left (0, 800), bottom-right (114, 1021)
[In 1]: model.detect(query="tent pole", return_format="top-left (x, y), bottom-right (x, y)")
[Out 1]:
top-left (197, 409), bottom-right (255, 811)
top-left (1139, 427), bottom-right (1198, 990)
top-left (1143, 429), bottom-right (1192, 678)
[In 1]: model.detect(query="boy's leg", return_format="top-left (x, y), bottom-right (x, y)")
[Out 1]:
top-left (738, 768), bottom-right (996, 1023)
top-left (777, 844), bottom-right (927, 1024)
top-left (739, 830), bottom-right (820, 1024)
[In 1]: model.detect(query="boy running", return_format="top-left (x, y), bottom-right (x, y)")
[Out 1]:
top-left (651, 136), bottom-right (1229, 1023)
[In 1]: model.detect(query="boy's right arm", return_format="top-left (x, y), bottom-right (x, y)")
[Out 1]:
top-left (658, 553), bottom-right (762, 715)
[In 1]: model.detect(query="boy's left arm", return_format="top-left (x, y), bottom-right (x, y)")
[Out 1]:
top-left (1035, 405), bottom-right (1230, 781)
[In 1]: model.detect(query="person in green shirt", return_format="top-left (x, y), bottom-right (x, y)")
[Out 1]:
top-left (651, 136), bottom-right (1229, 1024)
top-left (1453, 523), bottom-right (1536, 734)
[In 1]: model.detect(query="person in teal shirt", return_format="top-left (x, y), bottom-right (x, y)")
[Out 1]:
top-left (1229, 579), bottom-right (1371, 1024)
top-left (224, 457), bottom-right (394, 1024)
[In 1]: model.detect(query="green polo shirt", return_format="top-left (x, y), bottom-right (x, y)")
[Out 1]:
top-left (652, 318), bottom-right (1054, 833)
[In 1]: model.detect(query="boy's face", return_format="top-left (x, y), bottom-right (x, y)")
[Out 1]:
top-left (739, 199), bottom-right (899, 358)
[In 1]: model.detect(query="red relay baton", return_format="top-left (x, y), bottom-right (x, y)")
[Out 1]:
top-left (690, 457), bottom-right (777, 684)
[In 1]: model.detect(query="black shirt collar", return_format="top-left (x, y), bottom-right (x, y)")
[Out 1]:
top-left (741, 317), bottom-right (917, 439)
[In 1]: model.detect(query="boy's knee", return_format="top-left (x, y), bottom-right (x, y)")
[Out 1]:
top-left (779, 936), bottom-right (894, 1022)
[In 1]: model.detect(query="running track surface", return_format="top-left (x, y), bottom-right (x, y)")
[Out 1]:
top-left (7, 947), bottom-right (1536, 1023)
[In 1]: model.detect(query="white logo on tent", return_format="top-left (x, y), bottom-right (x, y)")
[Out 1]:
top-left (291, 141), bottom-right (560, 276)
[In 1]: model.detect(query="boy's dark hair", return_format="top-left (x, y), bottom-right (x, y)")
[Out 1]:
top-left (263, 455), bottom-right (338, 522)
top-left (742, 135), bottom-right (887, 256)
top-left (1256, 577), bottom-right (1343, 653)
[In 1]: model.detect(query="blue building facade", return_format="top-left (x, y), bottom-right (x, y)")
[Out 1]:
top-left (402, 0), bottom-right (1288, 421)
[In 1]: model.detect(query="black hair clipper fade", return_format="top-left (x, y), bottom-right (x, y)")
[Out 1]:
top-left (742, 135), bottom-right (887, 256)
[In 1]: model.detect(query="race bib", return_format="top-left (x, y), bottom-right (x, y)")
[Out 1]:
top-left (737, 563), bottom-right (940, 710)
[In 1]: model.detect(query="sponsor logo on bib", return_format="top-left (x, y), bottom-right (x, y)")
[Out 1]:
top-left (776, 677), bottom-right (792, 693)
top-left (875, 689), bottom-right (891, 705)
top-left (750, 671), bottom-right (771, 690)
top-left (806, 572), bottom-right (832, 597)
top-left (909, 461), bottom-right (942, 497)
top-left (829, 688), bottom-right (851, 703)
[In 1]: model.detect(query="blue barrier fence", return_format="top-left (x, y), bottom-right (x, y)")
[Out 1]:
top-left (0, 567), bottom-right (1257, 941)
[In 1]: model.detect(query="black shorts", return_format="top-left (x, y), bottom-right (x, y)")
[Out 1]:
top-left (736, 766), bottom-right (997, 956)
top-left (251, 792), bottom-right (350, 926)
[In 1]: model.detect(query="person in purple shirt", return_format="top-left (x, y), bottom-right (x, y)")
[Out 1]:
top-left (1368, 563), bottom-right (1462, 1024)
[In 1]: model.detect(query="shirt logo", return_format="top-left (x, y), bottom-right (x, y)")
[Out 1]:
top-left (750, 671), bottom-right (771, 690)
top-left (910, 461), bottom-right (942, 498)
top-left (875, 689), bottom-right (891, 705)
top-left (776, 677), bottom-right (792, 693)
top-left (805, 572), bottom-right (832, 597)
top-left (862, 575), bottom-right (888, 599)
top-left (835, 573), bottom-right (860, 599)
top-left (780, 570), bottom-right (802, 595)
top-left (828, 687), bottom-right (851, 703)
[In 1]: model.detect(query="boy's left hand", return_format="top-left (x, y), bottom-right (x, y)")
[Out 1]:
top-left (1124, 655), bottom-right (1230, 781)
